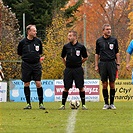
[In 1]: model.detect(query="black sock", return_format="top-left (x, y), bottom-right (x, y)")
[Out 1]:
top-left (80, 91), bottom-right (85, 106)
top-left (37, 87), bottom-right (43, 105)
top-left (110, 89), bottom-right (115, 105)
top-left (102, 89), bottom-right (109, 105)
top-left (24, 86), bottom-right (30, 105)
top-left (62, 91), bottom-right (68, 105)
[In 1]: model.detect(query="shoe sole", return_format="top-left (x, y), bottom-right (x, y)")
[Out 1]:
top-left (58, 108), bottom-right (65, 110)
top-left (39, 108), bottom-right (45, 110)
top-left (23, 108), bottom-right (32, 110)
top-left (110, 108), bottom-right (116, 110)
top-left (109, 106), bottom-right (116, 110)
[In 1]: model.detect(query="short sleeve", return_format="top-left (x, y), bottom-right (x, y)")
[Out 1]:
top-left (115, 38), bottom-right (119, 54)
top-left (61, 45), bottom-right (66, 58)
top-left (17, 41), bottom-right (23, 56)
top-left (126, 40), bottom-right (133, 55)
top-left (39, 39), bottom-right (43, 55)
top-left (81, 45), bottom-right (88, 58)
top-left (95, 39), bottom-right (100, 55)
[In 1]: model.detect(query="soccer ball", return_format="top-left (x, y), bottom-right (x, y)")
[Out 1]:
top-left (70, 100), bottom-right (80, 109)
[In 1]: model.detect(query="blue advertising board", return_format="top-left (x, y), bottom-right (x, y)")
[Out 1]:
top-left (9, 80), bottom-right (54, 102)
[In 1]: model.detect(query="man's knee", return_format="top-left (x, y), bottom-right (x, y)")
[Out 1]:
top-left (24, 82), bottom-right (30, 87)
top-left (109, 82), bottom-right (115, 88)
top-left (102, 81), bottom-right (108, 89)
top-left (35, 81), bottom-right (42, 88)
top-left (79, 88), bottom-right (84, 92)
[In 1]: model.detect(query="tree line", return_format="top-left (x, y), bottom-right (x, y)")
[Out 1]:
top-left (1, 0), bottom-right (133, 80)
top-left (2, 0), bottom-right (82, 39)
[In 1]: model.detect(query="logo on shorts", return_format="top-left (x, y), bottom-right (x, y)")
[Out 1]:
top-left (109, 44), bottom-right (114, 50)
top-left (76, 50), bottom-right (80, 56)
top-left (35, 45), bottom-right (39, 51)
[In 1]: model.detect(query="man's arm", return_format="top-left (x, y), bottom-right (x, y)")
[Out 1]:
top-left (82, 57), bottom-right (88, 63)
top-left (62, 58), bottom-right (66, 66)
top-left (0, 70), bottom-right (4, 79)
top-left (61, 45), bottom-right (66, 66)
top-left (95, 54), bottom-right (99, 72)
top-left (116, 53), bottom-right (120, 70)
top-left (116, 53), bottom-right (120, 64)
top-left (126, 53), bottom-right (131, 71)
top-left (17, 41), bottom-right (23, 56)
top-left (126, 40), bottom-right (133, 71)
top-left (40, 56), bottom-right (45, 63)
top-left (95, 54), bottom-right (99, 66)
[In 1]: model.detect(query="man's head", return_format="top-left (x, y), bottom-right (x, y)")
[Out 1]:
top-left (68, 30), bottom-right (77, 44)
top-left (102, 24), bottom-right (111, 38)
top-left (26, 25), bottom-right (37, 39)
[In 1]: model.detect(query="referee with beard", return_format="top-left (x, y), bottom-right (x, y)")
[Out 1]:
top-left (59, 30), bottom-right (88, 110)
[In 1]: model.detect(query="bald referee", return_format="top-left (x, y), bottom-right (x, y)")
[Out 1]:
top-left (17, 24), bottom-right (45, 110)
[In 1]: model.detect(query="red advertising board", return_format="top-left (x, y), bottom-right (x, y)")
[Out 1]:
top-left (55, 79), bottom-right (99, 101)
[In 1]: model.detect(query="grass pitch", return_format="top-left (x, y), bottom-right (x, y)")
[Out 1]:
top-left (0, 101), bottom-right (132, 133)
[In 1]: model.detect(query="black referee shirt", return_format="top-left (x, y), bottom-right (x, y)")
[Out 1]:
top-left (96, 36), bottom-right (119, 61)
top-left (61, 42), bottom-right (88, 68)
top-left (17, 37), bottom-right (42, 64)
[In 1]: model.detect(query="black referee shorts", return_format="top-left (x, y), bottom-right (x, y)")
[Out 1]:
top-left (21, 61), bottom-right (42, 82)
top-left (98, 61), bottom-right (117, 82)
top-left (63, 67), bottom-right (84, 90)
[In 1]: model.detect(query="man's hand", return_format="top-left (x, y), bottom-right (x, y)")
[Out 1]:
top-left (126, 64), bottom-right (130, 71)
top-left (95, 66), bottom-right (99, 73)
top-left (40, 56), bottom-right (45, 62)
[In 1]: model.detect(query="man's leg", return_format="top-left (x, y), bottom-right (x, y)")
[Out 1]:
top-left (59, 89), bottom-right (68, 110)
top-left (102, 81), bottom-right (109, 109)
top-left (79, 88), bottom-right (88, 110)
top-left (62, 89), bottom-right (68, 105)
top-left (59, 68), bottom-right (72, 110)
top-left (109, 82), bottom-right (116, 109)
top-left (73, 67), bottom-right (87, 110)
top-left (36, 81), bottom-right (45, 110)
top-left (24, 82), bottom-right (31, 109)
top-left (108, 61), bottom-right (117, 109)
top-left (21, 62), bottom-right (32, 109)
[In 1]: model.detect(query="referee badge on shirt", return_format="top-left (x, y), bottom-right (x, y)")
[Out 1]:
top-left (76, 50), bottom-right (80, 56)
top-left (35, 44), bottom-right (39, 51)
top-left (109, 44), bottom-right (114, 50)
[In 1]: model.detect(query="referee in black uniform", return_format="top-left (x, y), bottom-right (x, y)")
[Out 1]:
top-left (59, 30), bottom-right (88, 110)
top-left (17, 24), bottom-right (45, 110)
top-left (95, 24), bottom-right (120, 110)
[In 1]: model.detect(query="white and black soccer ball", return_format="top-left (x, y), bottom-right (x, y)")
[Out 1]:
top-left (70, 100), bottom-right (80, 109)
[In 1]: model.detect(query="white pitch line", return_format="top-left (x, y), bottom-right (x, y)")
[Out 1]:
top-left (66, 110), bottom-right (78, 133)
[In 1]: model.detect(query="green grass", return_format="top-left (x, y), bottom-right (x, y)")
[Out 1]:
top-left (0, 101), bottom-right (132, 133)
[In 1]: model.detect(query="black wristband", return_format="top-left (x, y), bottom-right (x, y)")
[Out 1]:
top-left (116, 64), bottom-right (120, 66)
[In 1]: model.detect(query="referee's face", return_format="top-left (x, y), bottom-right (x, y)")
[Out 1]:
top-left (68, 32), bottom-right (76, 43)
top-left (103, 26), bottom-right (111, 37)
top-left (28, 26), bottom-right (37, 38)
